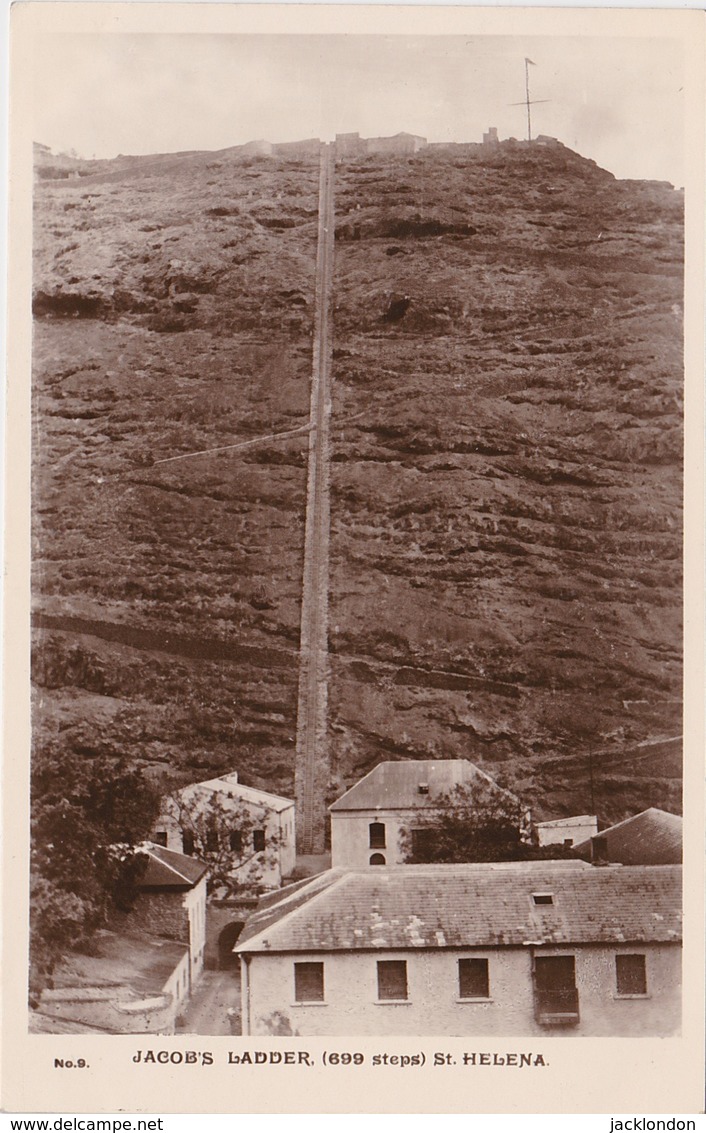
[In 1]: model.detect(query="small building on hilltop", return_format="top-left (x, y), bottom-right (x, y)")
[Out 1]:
top-left (153, 771), bottom-right (296, 889)
top-left (329, 758), bottom-right (525, 868)
top-left (365, 132), bottom-right (427, 156)
top-left (536, 815), bottom-right (598, 848)
top-left (574, 808), bottom-right (682, 865)
top-left (235, 862), bottom-right (681, 1037)
top-left (335, 132), bottom-right (368, 158)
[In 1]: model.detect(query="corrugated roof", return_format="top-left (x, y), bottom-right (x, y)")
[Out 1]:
top-left (574, 808), bottom-right (682, 865)
top-left (137, 842), bottom-right (208, 888)
top-left (329, 759), bottom-right (512, 812)
top-left (236, 862), bottom-right (681, 953)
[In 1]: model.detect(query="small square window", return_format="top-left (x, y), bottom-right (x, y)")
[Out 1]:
top-left (616, 954), bottom-right (647, 996)
top-left (532, 893), bottom-right (554, 906)
top-left (153, 831), bottom-right (168, 847)
top-left (377, 960), bottom-right (408, 1001)
top-left (294, 962), bottom-right (324, 1002)
top-left (458, 958), bottom-right (489, 999)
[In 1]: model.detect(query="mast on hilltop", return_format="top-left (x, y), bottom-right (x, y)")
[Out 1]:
top-left (509, 57), bottom-right (550, 142)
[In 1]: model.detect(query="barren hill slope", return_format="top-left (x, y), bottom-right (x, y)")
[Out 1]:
top-left (32, 139), bottom-right (682, 824)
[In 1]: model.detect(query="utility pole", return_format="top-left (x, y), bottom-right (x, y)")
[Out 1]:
top-left (525, 57), bottom-right (533, 142)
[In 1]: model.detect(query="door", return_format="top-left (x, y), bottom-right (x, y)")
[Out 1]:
top-left (533, 955), bottom-right (579, 1025)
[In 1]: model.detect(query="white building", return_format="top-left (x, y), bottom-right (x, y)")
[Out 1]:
top-left (536, 815), bottom-right (598, 848)
top-left (329, 759), bottom-right (526, 868)
top-left (235, 862), bottom-right (682, 1037)
top-left (153, 771), bottom-right (296, 889)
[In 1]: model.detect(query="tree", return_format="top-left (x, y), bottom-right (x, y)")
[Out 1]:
top-left (400, 778), bottom-right (533, 864)
top-left (30, 745), bottom-right (161, 999)
top-left (161, 788), bottom-right (283, 897)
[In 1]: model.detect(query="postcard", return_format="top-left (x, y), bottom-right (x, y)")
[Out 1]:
top-left (3, 2), bottom-right (705, 1115)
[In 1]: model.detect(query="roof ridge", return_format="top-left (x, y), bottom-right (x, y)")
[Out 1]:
top-left (237, 870), bottom-right (350, 951)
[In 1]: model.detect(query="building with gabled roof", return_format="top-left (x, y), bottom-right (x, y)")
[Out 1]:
top-left (329, 759), bottom-right (526, 868)
top-left (235, 862), bottom-right (681, 1037)
top-left (536, 815), bottom-right (598, 848)
top-left (152, 771), bottom-right (296, 888)
top-left (34, 842), bottom-right (209, 1034)
top-left (112, 841), bottom-right (208, 993)
top-left (574, 808), bottom-right (682, 865)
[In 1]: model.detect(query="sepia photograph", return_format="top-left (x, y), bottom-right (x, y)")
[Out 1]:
top-left (3, 1), bottom-right (705, 1115)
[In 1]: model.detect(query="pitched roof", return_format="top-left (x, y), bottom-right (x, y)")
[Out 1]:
top-left (574, 808), bottom-right (682, 865)
top-left (136, 842), bottom-right (208, 888)
top-left (236, 862), bottom-right (681, 953)
top-left (330, 759), bottom-right (513, 812)
top-left (182, 774), bottom-right (294, 814)
top-left (536, 815), bottom-right (596, 829)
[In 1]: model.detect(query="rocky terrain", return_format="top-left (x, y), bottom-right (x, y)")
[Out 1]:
top-left (32, 138), bottom-right (683, 826)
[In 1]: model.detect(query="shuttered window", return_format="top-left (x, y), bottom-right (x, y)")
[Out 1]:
top-left (458, 958), bottom-right (490, 999)
top-left (616, 954), bottom-right (647, 996)
top-left (377, 960), bottom-right (408, 1001)
top-left (294, 962), bottom-right (325, 1002)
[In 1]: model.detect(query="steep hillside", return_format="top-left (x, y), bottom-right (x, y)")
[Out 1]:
top-left (32, 139), bottom-right (683, 824)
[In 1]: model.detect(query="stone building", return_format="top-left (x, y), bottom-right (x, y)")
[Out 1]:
top-left (114, 842), bottom-right (209, 990)
top-left (34, 843), bottom-right (208, 1034)
top-left (329, 758), bottom-right (526, 868)
top-left (153, 771), bottom-right (296, 888)
top-left (235, 861), bottom-right (682, 1037)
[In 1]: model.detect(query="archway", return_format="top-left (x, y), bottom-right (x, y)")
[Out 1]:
top-left (218, 921), bottom-right (245, 969)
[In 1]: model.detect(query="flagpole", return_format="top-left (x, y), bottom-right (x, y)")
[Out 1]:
top-left (525, 57), bottom-right (532, 142)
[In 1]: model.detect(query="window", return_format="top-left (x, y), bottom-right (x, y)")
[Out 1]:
top-left (615, 954), bottom-right (647, 996)
top-left (369, 822), bottom-right (386, 849)
top-left (182, 830), bottom-right (195, 855)
top-left (229, 830), bottom-right (243, 853)
top-left (153, 831), bottom-right (168, 847)
top-left (532, 893), bottom-right (554, 906)
top-left (294, 962), bottom-right (324, 1002)
top-left (377, 960), bottom-right (408, 1001)
top-left (253, 829), bottom-right (266, 852)
top-left (458, 958), bottom-right (489, 999)
top-left (205, 827), bottom-right (219, 852)
top-left (411, 828), bottom-right (435, 858)
top-left (369, 853), bottom-right (386, 866)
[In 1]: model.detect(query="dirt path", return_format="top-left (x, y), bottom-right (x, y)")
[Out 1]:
top-left (177, 969), bottom-right (242, 1036)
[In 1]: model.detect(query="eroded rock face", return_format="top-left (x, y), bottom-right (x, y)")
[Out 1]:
top-left (32, 141), bottom-right (682, 824)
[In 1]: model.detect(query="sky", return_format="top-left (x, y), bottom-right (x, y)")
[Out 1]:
top-left (32, 33), bottom-right (684, 184)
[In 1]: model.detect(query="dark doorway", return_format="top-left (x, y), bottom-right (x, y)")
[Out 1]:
top-left (533, 955), bottom-right (579, 1025)
top-left (218, 922), bottom-right (245, 969)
